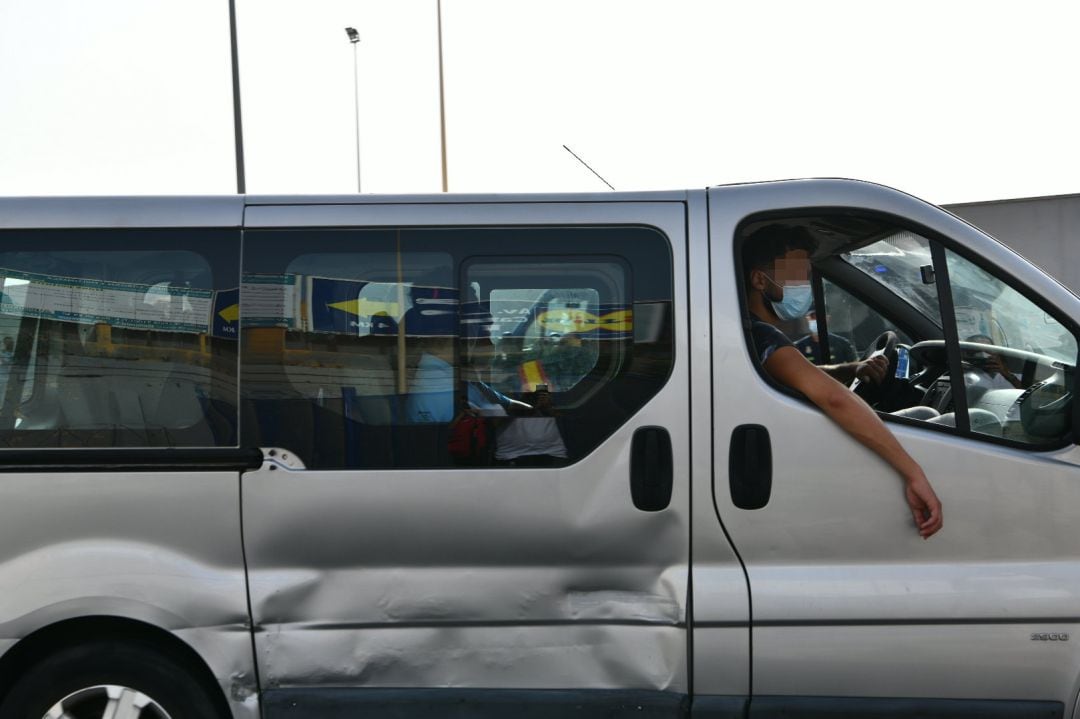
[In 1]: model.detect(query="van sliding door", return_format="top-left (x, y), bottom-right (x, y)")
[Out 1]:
top-left (239, 199), bottom-right (696, 717)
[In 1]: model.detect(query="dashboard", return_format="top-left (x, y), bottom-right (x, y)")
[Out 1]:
top-left (899, 341), bottom-right (1073, 444)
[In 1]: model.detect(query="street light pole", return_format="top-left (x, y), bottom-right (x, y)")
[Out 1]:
top-left (345, 27), bottom-right (362, 193)
top-left (437, 0), bottom-right (448, 192)
top-left (229, 0), bottom-right (246, 194)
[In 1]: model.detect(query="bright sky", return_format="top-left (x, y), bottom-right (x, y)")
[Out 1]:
top-left (1, 0), bottom-right (1078, 204)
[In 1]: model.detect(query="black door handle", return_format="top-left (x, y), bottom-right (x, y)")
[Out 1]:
top-left (630, 426), bottom-right (673, 512)
top-left (729, 424), bottom-right (772, 510)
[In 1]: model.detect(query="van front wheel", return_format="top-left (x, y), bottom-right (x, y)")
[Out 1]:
top-left (0, 640), bottom-right (223, 719)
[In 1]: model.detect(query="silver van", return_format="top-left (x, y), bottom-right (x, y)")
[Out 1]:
top-left (0, 179), bottom-right (1076, 719)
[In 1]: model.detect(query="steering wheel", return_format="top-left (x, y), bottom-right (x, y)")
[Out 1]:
top-left (850, 330), bottom-right (898, 403)
top-left (910, 339), bottom-right (1061, 367)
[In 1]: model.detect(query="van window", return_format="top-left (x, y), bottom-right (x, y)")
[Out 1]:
top-left (240, 226), bottom-right (673, 469)
top-left (468, 260), bottom-right (627, 398)
top-left (799, 279), bottom-right (913, 366)
top-left (840, 231), bottom-right (1077, 444)
top-left (740, 219), bottom-right (958, 424)
top-left (0, 229), bottom-right (240, 448)
top-left (943, 247), bottom-right (1076, 445)
top-left (742, 216), bottom-right (1077, 449)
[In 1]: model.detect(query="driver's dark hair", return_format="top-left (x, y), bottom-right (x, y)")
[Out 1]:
top-left (742, 224), bottom-right (817, 285)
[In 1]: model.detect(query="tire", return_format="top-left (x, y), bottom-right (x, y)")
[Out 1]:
top-left (0, 640), bottom-right (224, 719)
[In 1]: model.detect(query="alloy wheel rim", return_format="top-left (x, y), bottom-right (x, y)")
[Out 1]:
top-left (44, 684), bottom-right (171, 719)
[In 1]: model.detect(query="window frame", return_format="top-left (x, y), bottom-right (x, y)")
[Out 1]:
top-left (461, 253), bottom-right (633, 407)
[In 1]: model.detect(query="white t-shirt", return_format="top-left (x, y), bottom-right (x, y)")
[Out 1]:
top-left (495, 417), bottom-right (568, 460)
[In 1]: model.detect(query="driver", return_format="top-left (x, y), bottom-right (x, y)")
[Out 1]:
top-left (966, 334), bottom-right (1024, 390)
top-left (744, 224), bottom-right (943, 539)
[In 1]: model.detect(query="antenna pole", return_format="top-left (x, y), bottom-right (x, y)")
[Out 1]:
top-left (562, 145), bottom-right (615, 191)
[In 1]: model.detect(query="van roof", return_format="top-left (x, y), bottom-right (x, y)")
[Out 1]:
top-left (0, 190), bottom-right (691, 229)
top-left (0, 179), bottom-right (914, 229)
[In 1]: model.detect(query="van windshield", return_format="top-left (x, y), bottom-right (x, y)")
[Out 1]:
top-left (842, 231), bottom-right (942, 326)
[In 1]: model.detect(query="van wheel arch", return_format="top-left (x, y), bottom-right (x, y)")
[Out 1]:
top-left (0, 616), bottom-right (232, 718)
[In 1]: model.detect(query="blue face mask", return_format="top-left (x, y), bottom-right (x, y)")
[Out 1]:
top-left (764, 276), bottom-right (814, 321)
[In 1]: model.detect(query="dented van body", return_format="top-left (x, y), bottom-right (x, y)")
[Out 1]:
top-left (0, 180), bottom-right (1077, 718)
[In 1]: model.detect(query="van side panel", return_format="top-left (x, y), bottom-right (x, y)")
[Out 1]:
top-left (0, 472), bottom-right (258, 717)
top-left (244, 460), bottom-right (688, 691)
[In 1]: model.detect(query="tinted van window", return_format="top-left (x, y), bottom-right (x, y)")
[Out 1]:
top-left (240, 226), bottom-right (673, 469)
top-left (0, 229), bottom-right (240, 448)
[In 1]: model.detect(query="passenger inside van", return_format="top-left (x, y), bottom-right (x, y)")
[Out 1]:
top-left (493, 385), bottom-right (569, 467)
top-left (793, 309), bottom-right (857, 364)
top-left (743, 224), bottom-right (943, 538)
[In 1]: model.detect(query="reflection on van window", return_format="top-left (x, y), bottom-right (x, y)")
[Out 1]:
top-left (240, 227), bottom-right (674, 470)
top-left (0, 230), bottom-right (240, 448)
top-left (485, 286), bottom-right (611, 394)
top-left (467, 263), bottom-right (626, 467)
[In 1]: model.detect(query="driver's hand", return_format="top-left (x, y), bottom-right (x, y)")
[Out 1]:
top-left (984, 354), bottom-right (1022, 388)
top-left (855, 355), bottom-right (889, 385)
top-left (984, 354), bottom-right (1011, 377)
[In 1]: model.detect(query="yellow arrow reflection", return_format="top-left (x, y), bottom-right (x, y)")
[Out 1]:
top-left (217, 304), bottom-right (240, 323)
top-left (328, 299), bottom-right (401, 317)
